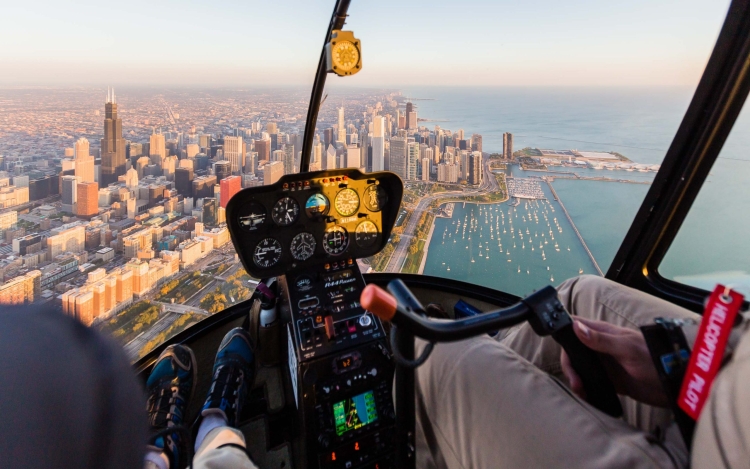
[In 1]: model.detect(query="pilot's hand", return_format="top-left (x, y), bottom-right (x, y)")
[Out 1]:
top-left (560, 317), bottom-right (668, 408)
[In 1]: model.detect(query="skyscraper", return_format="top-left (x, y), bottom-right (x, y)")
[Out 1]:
top-left (61, 175), bottom-right (78, 213)
top-left (263, 161), bottom-right (284, 185)
top-left (390, 137), bottom-right (407, 180)
top-left (77, 182), bottom-right (99, 218)
top-left (213, 160), bottom-right (231, 182)
top-left (421, 158), bottom-right (431, 181)
top-left (220, 175), bottom-right (241, 208)
top-left (74, 137), bottom-right (95, 184)
top-left (337, 106), bottom-right (346, 144)
top-left (405, 102), bottom-right (413, 130)
top-left (345, 146), bottom-right (361, 170)
top-left (283, 144), bottom-right (296, 175)
top-left (469, 152), bottom-right (482, 185)
top-left (175, 167), bottom-right (194, 197)
top-left (407, 142), bottom-right (420, 180)
top-left (471, 134), bottom-right (483, 153)
top-left (325, 144), bottom-right (337, 170)
top-left (371, 116), bottom-right (385, 172)
top-left (254, 139), bottom-right (270, 162)
top-left (503, 132), bottom-right (514, 159)
top-left (224, 136), bottom-right (243, 174)
top-left (149, 130), bottom-right (166, 167)
top-left (100, 88), bottom-right (126, 187)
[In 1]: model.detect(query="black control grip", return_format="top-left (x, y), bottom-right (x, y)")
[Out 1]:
top-left (387, 279), bottom-right (426, 314)
top-left (552, 324), bottom-right (623, 417)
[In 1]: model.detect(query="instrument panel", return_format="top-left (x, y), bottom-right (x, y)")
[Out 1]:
top-left (226, 169), bottom-right (403, 278)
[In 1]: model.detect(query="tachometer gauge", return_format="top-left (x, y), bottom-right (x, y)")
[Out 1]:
top-left (237, 202), bottom-right (267, 232)
top-left (363, 184), bottom-right (387, 212)
top-left (334, 188), bottom-right (360, 217)
top-left (290, 232), bottom-right (316, 261)
top-left (355, 220), bottom-right (378, 248)
top-left (323, 225), bottom-right (349, 256)
top-left (272, 197), bottom-right (299, 226)
top-left (253, 238), bottom-right (283, 268)
top-left (305, 193), bottom-right (330, 218)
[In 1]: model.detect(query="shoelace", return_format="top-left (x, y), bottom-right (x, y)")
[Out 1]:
top-left (207, 364), bottom-right (246, 419)
top-left (148, 386), bottom-right (186, 427)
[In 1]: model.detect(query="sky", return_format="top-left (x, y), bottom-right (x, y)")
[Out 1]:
top-left (0, 0), bottom-right (731, 87)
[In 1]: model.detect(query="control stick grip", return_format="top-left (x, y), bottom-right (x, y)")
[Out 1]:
top-left (552, 324), bottom-right (623, 417)
top-left (361, 284), bottom-right (398, 321)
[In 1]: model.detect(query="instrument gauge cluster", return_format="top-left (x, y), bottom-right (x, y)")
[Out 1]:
top-left (226, 169), bottom-right (403, 278)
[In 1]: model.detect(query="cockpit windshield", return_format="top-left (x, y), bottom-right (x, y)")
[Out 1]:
top-left (0, 0), bottom-right (735, 361)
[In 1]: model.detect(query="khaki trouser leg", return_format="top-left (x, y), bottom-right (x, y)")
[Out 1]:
top-left (415, 275), bottom-right (699, 469)
top-left (190, 427), bottom-right (258, 469)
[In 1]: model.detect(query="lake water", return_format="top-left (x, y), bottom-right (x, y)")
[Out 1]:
top-left (409, 87), bottom-right (750, 296)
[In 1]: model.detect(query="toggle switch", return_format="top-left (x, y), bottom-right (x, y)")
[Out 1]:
top-left (324, 316), bottom-right (335, 340)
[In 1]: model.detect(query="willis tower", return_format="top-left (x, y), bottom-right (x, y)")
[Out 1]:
top-left (100, 87), bottom-right (126, 187)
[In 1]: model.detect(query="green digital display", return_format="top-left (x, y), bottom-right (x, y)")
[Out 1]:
top-left (332, 390), bottom-right (378, 436)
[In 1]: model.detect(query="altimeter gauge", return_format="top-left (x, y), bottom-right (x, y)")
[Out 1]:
top-left (355, 220), bottom-right (378, 248)
top-left (323, 225), bottom-right (349, 256)
top-left (272, 197), bottom-right (300, 226)
top-left (335, 188), bottom-right (360, 217)
top-left (253, 238), bottom-right (283, 268)
top-left (290, 232), bottom-right (316, 261)
top-left (325, 30), bottom-right (362, 77)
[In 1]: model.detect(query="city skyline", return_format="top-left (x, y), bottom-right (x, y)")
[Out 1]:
top-left (0, 0), bottom-right (730, 87)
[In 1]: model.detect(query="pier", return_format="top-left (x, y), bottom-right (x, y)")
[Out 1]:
top-left (545, 180), bottom-right (605, 276)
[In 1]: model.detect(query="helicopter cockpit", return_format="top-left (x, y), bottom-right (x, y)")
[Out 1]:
top-left (123, 1), bottom-right (750, 468)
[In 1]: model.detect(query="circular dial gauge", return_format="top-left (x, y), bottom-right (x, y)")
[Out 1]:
top-left (290, 232), bottom-right (316, 261)
top-left (331, 40), bottom-right (359, 72)
top-left (305, 193), bottom-right (330, 218)
top-left (323, 225), bottom-right (349, 256)
top-left (253, 238), bottom-right (283, 268)
top-left (272, 197), bottom-right (299, 226)
top-left (355, 220), bottom-right (378, 248)
top-left (237, 202), bottom-right (267, 232)
top-left (363, 185), bottom-right (387, 212)
top-left (334, 188), bottom-right (360, 217)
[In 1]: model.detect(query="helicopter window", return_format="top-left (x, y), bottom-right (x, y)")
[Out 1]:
top-left (316, 0), bottom-right (730, 297)
top-left (659, 103), bottom-right (750, 297)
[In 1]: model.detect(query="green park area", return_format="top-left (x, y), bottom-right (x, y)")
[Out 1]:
top-left (402, 211), bottom-right (435, 274)
top-left (98, 300), bottom-right (161, 344)
top-left (154, 271), bottom-right (213, 304)
top-left (200, 268), bottom-right (255, 314)
top-left (136, 312), bottom-right (203, 360)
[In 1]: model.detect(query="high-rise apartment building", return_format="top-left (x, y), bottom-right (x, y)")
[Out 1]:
top-left (345, 146), bottom-right (361, 170)
top-left (390, 137), bottom-right (408, 180)
top-left (283, 144), bottom-right (296, 175)
top-left (61, 175), bottom-right (78, 213)
top-left (371, 116), bottom-right (385, 172)
top-left (77, 182), bottom-right (99, 218)
top-left (220, 175), bottom-right (241, 208)
top-left (407, 142), bottom-right (420, 180)
top-left (503, 132), bottom-right (514, 159)
top-left (213, 160), bottom-right (231, 182)
top-left (186, 143), bottom-right (200, 158)
top-left (224, 136), bottom-right (243, 174)
top-left (469, 152), bottom-right (483, 185)
top-left (471, 134), bottom-right (483, 153)
top-left (421, 158), bottom-right (431, 181)
top-left (149, 131), bottom-right (166, 166)
top-left (0, 270), bottom-right (41, 305)
top-left (263, 161), bottom-right (284, 185)
top-left (337, 106), bottom-right (346, 143)
top-left (100, 88), bottom-right (126, 187)
top-left (74, 137), bottom-right (95, 183)
top-left (254, 139), bottom-right (270, 161)
top-left (405, 102), bottom-right (413, 130)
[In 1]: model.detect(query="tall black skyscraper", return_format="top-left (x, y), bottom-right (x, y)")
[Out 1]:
top-left (100, 87), bottom-right (126, 187)
top-left (405, 102), bottom-right (413, 130)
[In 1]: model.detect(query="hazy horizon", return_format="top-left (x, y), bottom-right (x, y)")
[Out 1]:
top-left (0, 0), bottom-right (730, 87)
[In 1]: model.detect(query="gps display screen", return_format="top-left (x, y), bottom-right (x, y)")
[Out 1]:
top-left (332, 390), bottom-right (378, 436)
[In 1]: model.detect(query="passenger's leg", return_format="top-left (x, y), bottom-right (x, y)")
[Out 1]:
top-left (496, 275), bottom-right (698, 436)
top-left (190, 327), bottom-right (258, 469)
top-left (414, 335), bottom-right (684, 469)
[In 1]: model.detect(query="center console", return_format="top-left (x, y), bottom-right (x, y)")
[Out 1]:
top-left (226, 169), bottom-right (403, 468)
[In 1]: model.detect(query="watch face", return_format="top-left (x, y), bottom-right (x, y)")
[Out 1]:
top-left (355, 220), bottom-right (378, 248)
top-left (334, 188), bottom-right (360, 217)
top-left (332, 40), bottom-right (359, 72)
top-left (305, 193), bottom-right (330, 218)
top-left (272, 196), bottom-right (299, 226)
top-left (253, 238), bottom-right (283, 268)
top-left (323, 225), bottom-right (349, 256)
top-left (363, 185), bottom-right (387, 212)
top-left (290, 232), bottom-right (316, 261)
top-left (237, 202), bottom-right (267, 232)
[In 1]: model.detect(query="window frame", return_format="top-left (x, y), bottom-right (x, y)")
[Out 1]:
top-left (607, 0), bottom-right (750, 312)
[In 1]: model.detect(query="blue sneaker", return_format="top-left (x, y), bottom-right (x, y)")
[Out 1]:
top-left (146, 344), bottom-right (197, 469)
top-left (199, 327), bottom-right (256, 427)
